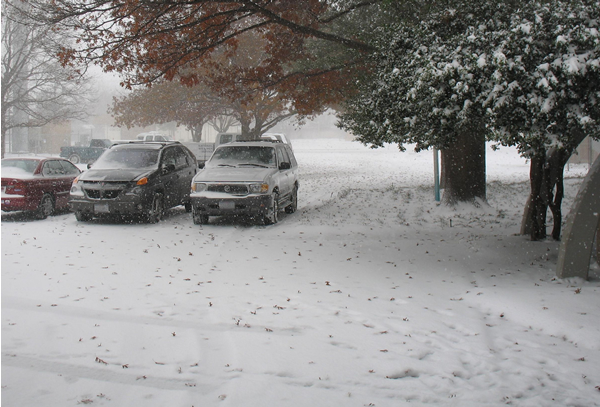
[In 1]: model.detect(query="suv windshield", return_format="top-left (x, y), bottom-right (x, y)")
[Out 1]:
top-left (92, 149), bottom-right (160, 169)
top-left (208, 146), bottom-right (276, 168)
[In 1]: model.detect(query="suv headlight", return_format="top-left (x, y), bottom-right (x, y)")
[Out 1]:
top-left (249, 183), bottom-right (269, 194)
top-left (192, 182), bottom-right (207, 193)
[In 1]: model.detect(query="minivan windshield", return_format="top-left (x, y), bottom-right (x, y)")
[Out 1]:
top-left (92, 149), bottom-right (160, 169)
top-left (207, 146), bottom-right (276, 168)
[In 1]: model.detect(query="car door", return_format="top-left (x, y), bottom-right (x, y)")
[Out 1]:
top-left (56, 160), bottom-right (81, 209)
top-left (159, 147), bottom-right (181, 208)
top-left (276, 145), bottom-right (293, 200)
top-left (172, 146), bottom-right (196, 204)
top-left (41, 160), bottom-right (71, 207)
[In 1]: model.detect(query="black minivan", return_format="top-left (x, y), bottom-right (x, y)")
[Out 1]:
top-left (69, 141), bottom-right (198, 223)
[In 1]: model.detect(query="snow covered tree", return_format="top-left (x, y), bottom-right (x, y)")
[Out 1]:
top-left (486, 0), bottom-right (600, 240)
top-left (338, 1), bottom-right (517, 204)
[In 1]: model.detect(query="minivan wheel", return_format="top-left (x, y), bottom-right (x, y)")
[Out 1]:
top-left (68, 154), bottom-right (81, 164)
top-left (264, 192), bottom-right (279, 225)
top-left (36, 193), bottom-right (54, 219)
top-left (147, 193), bottom-right (164, 223)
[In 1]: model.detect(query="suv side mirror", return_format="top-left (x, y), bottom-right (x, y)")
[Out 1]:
top-left (279, 162), bottom-right (291, 170)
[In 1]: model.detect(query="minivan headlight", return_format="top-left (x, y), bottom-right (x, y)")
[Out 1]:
top-left (249, 183), bottom-right (269, 193)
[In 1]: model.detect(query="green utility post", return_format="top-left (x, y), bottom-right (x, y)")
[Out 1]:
top-left (434, 148), bottom-right (441, 202)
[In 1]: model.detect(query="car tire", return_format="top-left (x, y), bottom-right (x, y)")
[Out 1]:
top-left (147, 193), bottom-right (164, 223)
top-left (192, 207), bottom-right (209, 225)
top-left (264, 192), bottom-right (279, 225)
top-left (285, 186), bottom-right (298, 214)
top-left (68, 154), bottom-right (81, 164)
top-left (36, 193), bottom-right (54, 219)
top-left (75, 211), bottom-right (93, 222)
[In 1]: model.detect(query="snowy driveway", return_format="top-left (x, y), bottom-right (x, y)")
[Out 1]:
top-left (2, 139), bottom-right (599, 406)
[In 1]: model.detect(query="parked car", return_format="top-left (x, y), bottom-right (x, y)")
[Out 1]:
top-left (214, 132), bottom-right (242, 148)
top-left (69, 141), bottom-right (198, 223)
top-left (190, 140), bottom-right (299, 225)
top-left (1, 157), bottom-right (81, 219)
top-left (181, 141), bottom-right (215, 168)
top-left (136, 132), bottom-right (174, 142)
top-left (261, 133), bottom-right (292, 149)
top-left (60, 138), bottom-right (114, 164)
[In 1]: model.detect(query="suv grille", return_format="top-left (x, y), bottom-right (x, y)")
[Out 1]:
top-left (85, 189), bottom-right (122, 199)
top-left (208, 184), bottom-right (248, 195)
top-left (82, 181), bottom-right (128, 200)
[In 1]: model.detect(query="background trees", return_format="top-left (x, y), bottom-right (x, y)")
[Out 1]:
top-left (1, 0), bottom-right (94, 157)
top-left (31, 0), bottom-right (600, 241)
top-left (33, 0), bottom-right (383, 137)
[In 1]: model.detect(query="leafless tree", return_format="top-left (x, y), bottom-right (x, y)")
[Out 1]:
top-left (1, 1), bottom-right (94, 157)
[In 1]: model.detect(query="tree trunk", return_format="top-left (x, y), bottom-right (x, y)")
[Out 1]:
top-left (439, 150), bottom-right (446, 189)
top-left (528, 153), bottom-right (547, 240)
top-left (441, 127), bottom-right (486, 205)
top-left (596, 223), bottom-right (600, 264)
top-left (523, 148), bottom-right (570, 241)
top-left (1, 129), bottom-right (6, 159)
top-left (191, 125), bottom-right (203, 142)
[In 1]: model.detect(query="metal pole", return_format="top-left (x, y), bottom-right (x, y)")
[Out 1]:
top-left (434, 148), bottom-right (441, 202)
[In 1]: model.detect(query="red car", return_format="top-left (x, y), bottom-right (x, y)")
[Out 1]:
top-left (1, 157), bottom-right (81, 219)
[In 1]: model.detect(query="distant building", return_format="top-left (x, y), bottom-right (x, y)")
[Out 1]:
top-left (569, 137), bottom-right (599, 165)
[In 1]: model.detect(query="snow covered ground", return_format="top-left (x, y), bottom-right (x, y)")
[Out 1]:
top-left (2, 138), bottom-right (599, 406)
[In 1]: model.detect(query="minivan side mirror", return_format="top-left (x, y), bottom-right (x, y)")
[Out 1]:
top-left (162, 163), bottom-right (176, 173)
top-left (279, 162), bottom-right (291, 170)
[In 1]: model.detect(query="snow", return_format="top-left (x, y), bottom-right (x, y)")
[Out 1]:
top-left (2, 139), bottom-right (599, 406)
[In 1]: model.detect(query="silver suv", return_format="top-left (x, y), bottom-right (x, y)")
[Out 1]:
top-left (190, 141), bottom-right (298, 225)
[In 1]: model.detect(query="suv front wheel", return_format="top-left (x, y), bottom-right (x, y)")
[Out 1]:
top-left (285, 186), bottom-right (298, 214)
top-left (264, 192), bottom-right (279, 225)
top-left (147, 193), bottom-right (164, 223)
top-left (192, 207), bottom-right (209, 225)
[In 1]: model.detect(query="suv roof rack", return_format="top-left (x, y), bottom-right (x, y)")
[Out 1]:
top-left (111, 140), bottom-right (181, 147)
top-left (229, 139), bottom-right (282, 144)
